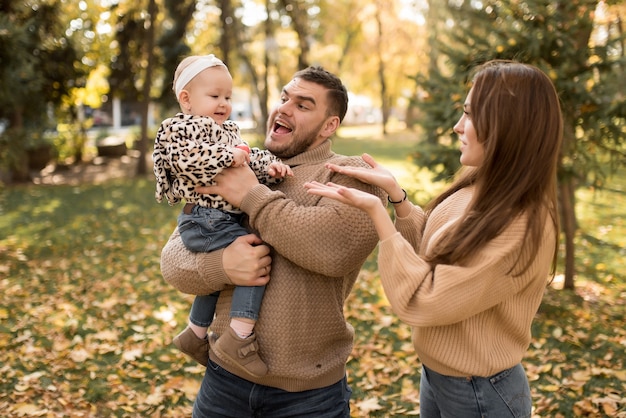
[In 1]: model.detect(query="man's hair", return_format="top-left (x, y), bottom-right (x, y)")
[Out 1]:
top-left (293, 66), bottom-right (349, 122)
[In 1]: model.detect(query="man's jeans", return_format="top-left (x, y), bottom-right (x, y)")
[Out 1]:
top-left (419, 363), bottom-right (532, 418)
top-left (192, 359), bottom-right (351, 417)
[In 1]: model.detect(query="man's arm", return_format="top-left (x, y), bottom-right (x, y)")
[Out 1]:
top-left (160, 229), bottom-right (271, 295)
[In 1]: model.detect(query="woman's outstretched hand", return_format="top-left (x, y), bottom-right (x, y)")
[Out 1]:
top-left (304, 180), bottom-right (399, 241)
top-left (303, 181), bottom-right (383, 214)
top-left (323, 153), bottom-right (401, 198)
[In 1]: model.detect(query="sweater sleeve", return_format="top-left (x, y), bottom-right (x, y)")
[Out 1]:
top-left (160, 228), bottom-right (232, 295)
top-left (241, 158), bottom-right (386, 278)
top-left (378, 215), bottom-right (539, 327)
top-left (393, 203), bottom-right (426, 251)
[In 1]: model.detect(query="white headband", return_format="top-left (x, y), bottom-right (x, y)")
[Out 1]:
top-left (174, 54), bottom-right (226, 97)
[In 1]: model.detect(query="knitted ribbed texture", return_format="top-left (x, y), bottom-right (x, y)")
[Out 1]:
top-left (160, 139), bottom-right (385, 391)
top-left (378, 187), bottom-right (555, 377)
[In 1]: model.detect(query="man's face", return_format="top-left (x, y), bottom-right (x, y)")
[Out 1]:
top-left (264, 78), bottom-right (337, 159)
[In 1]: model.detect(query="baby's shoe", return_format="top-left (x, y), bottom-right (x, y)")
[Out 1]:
top-left (173, 326), bottom-right (209, 366)
top-left (212, 327), bottom-right (268, 377)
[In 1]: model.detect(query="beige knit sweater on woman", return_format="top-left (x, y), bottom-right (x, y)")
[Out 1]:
top-left (378, 187), bottom-right (555, 377)
top-left (160, 139), bottom-right (385, 392)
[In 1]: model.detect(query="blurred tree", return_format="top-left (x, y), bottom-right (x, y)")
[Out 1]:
top-left (109, 0), bottom-right (178, 176)
top-left (157, 0), bottom-right (197, 109)
top-left (374, 0), bottom-right (390, 134)
top-left (412, 0), bottom-right (625, 289)
top-left (0, 1), bottom-right (86, 181)
top-left (277, 0), bottom-right (312, 69)
top-left (136, 0), bottom-right (158, 176)
top-left (315, 0), bottom-right (427, 131)
top-left (108, 1), bottom-right (152, 175)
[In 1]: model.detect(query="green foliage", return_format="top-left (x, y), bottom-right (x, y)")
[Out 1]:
top-left (0, 143), bottom-right (624, 416)
top-left (412, 0), bottom-right (626, 183)
top-left (0, 1), bottom-right (86, 175)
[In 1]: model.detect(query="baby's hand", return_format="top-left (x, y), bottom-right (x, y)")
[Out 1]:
top-left (268, 162), bottom-right (293, 178)
top-left (232, 146), bottom-right (251, 167)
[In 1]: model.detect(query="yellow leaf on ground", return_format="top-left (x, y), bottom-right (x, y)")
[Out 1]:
top-left (572, 370), bottom-right (592, 382)
top-left (11, 403), bottom-right (48, 416)
top-left (356, 397), bottom-right (384, 413)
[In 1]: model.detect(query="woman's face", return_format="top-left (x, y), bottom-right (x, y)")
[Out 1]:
top-left (453, 88), bottom-right (485, 167)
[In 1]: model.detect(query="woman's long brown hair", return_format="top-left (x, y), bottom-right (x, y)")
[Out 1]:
top-left (425, 60), bottom-right (562, 275)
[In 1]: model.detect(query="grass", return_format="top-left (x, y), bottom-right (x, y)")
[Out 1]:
top-left (0, 126), bottom-right (624, 417)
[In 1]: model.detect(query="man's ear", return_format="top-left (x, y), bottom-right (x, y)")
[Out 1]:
top-left (321, 116), bottom-right (340, 137)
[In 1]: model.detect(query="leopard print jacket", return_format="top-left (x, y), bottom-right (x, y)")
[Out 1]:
top-left (153, 113), bottom-right (283, 212)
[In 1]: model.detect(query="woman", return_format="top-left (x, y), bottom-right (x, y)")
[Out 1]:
top-left (304, 60), bottom-right (562, 417)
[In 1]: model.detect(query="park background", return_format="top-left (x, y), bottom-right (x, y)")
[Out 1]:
top-left (1, 0), bottom-right (625, 416)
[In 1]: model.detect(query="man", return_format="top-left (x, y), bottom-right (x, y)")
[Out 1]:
top-left (160, 66), bottom-right (386, 417)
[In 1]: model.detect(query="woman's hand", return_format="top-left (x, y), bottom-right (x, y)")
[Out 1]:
top-left (303, 181), bottom-right (382, 215)
top-left (304, 180), bottom-right (399, 241)
top-left (324, 153), bottom-right (404, 201)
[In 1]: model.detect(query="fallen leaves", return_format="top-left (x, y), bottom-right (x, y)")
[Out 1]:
top-left (1, 178), bottom-right (625, 417)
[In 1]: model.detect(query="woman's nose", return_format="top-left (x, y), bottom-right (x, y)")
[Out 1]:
top-left (453, 116), bottom-right (463, 134)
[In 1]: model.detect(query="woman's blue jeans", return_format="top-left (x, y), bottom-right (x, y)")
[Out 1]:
top-left (419, 363), bottom-right (532, 418)
top-left (192, 359), bottom-right (352, 417)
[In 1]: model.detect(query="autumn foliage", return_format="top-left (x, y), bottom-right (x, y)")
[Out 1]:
top-left (1, 162), bottom-right (624, 417)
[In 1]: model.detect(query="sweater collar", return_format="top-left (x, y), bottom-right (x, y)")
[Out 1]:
top-left (282, 139), bottom-right (335, 167)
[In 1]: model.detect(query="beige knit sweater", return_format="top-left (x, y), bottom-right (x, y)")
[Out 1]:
top-left (160, 139), bottom-right (385, 391)
top-left (378, 187), bottom-right (555, 377)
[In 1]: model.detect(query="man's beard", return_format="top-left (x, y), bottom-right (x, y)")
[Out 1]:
top-left (266, 120), bottom-right (325, 159)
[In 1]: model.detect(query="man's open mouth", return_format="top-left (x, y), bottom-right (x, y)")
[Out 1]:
top-left (273, 120), bottom-right (292, 134)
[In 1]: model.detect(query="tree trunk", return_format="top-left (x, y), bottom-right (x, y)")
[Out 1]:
top-left (261, 0), bottom-right (273, 135)
top-left (374, 2), bottom-right (388, 135)
top-left (554, 1), bottom-right (598, 289)
top-left (136, 0), bottom-right (157, 176)
top-left (279, 0), bottom-right (310, 69)
top-left (74, 104), bottom-right (86, 164)
top-left (218, 0), bottom-right (233, 66)
top-left (558, 177), bottom-right (577, 290)
top-left (225, 0), bottom-right (268, 134)
top-left (558, 113), bottom-right (581, 290)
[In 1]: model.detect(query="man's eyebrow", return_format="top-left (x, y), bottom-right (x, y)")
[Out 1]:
top-left (282, 88), bottom-right (316, 106)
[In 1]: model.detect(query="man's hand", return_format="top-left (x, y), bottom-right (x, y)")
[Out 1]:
top-left (197, 165), bottom-right (259, 207)
top-left (222, 234), bottom-right (272, 286)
